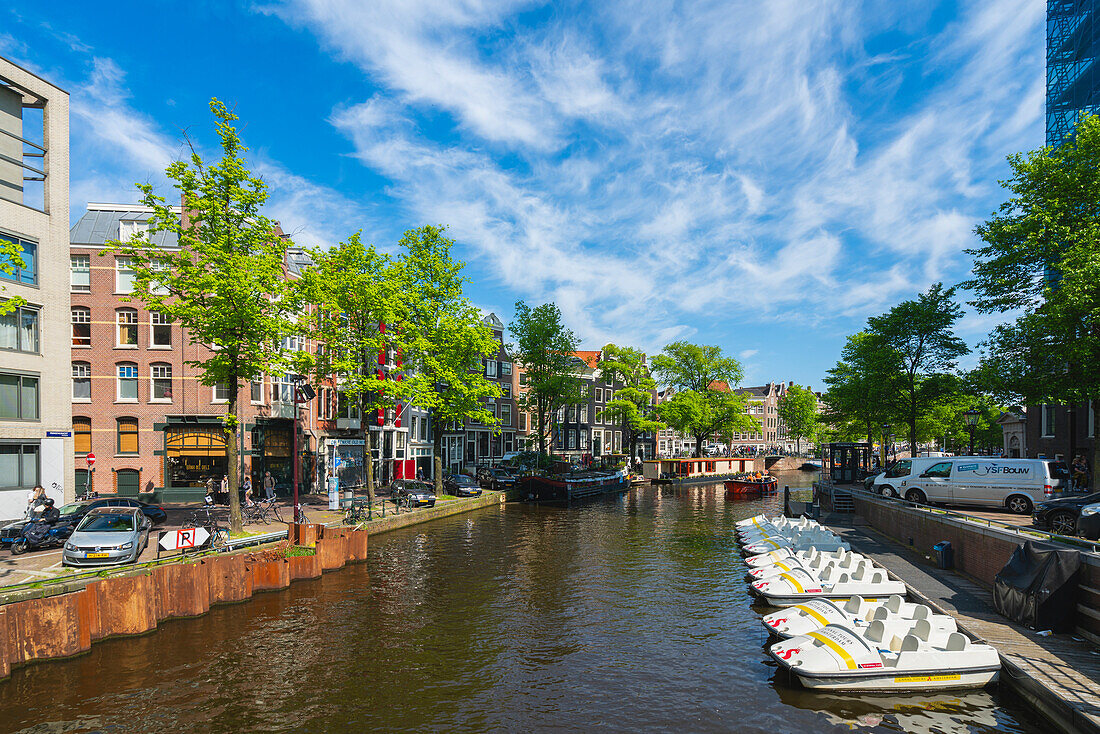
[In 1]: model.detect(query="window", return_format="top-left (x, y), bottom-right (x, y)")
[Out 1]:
top-left (70, 255), bottom-right (90, 292)
top-left (118, 220), bottom-right (149, 241)
top-left (518, 412), bottom-right (527, 431)
top-left (519, 373), bottom-right (528, 385)
top-left (151, 312), bottom-right (171, 347)
top-left (116, 363), bottom-right (138, 402)
top-left (0, 304), bottom-right (38, 353)
top-left (580, 384), bottom-right (588, 396)
top-left (150, 259), bottom-right (169, 295)
top-left (568, 405), bottom-right (576, 422)
top-left (0, 443), bottom-right (39, 488)
top-left (1042, 404), bottom-right (1056, 437)
top-left (614, 431), bottom-right (622, 453)
top-left (116, 309), bottom-right (138, 347)
top-left (568, 430), bottom-right (577, 450)
top-left (595, 388), bottom-right (603, 403)
top-left (151, 364), bottom-right (172, 402)
top-left (117, 417), bottom-right (139, 454)
top-left (486, 360), bottom-right (497, 378)
top-left (557, 406), bottom-right (565, 422)
top-left (213, 382), bottom-right (230, 403)
top-left (337, 392), bottom-right (360, 419)
top-left (251, 378), bottom-right (263, 405)
top-left (924, 461), bottom-right (952, 479)
top-left (501, 362), bottom-right (512, 375)
top-left (0, 372), bottom-right (39, 420)
top-left (580, 405), bottom-right (588, 423)
top-left (73, 417), bottom-right (91, 454)
top-left (115, 257), bottom-right (136, 293)
top-left (274, 374), bottom-right (294, 403)
top-left (0, 234), bottom-right (37, 285)
top-left (501, 383), bottom-right (511, 399)
top-left (71, 308), bottom-right (91, 347)
top-left (72, 362), bottom-right (91, 401)
top-left (501, 403), bottom-right (512, 427)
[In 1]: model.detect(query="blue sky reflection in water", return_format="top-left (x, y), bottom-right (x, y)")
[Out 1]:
top-left (0, 483), bottom-right (1042, 733)
top-left (0, 1), bottom-right (1047, 386)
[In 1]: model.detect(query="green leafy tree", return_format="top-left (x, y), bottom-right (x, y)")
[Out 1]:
top-left (597, 344), bottom-right (664, 463)
top-left (0, 239), bottom-right (27, 314)
top-left (296, 233), bottom-right (403, 502)
top-left (106, 100), bottom-right (294, 532)
top-left (508, 302), bottom-right (583, 456)
top-left (651, 342), bottom-right (754, 456)
top-left (865, 283), bottom-right (969, 457)
top-left (778, 385), bottom-right (819, 455)
top-left (964, 113), bottom-right (1100, 488)
top-left (822, 332), bottom-right (900, 461)
top-left (396, 225), bottom-right (500, 495)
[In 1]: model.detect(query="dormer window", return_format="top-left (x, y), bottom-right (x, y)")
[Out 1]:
top-left (119, 220), bottom-right (150, 242)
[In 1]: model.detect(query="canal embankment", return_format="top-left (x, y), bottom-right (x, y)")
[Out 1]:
top-left (815, 487), bottom-right (1100, 734)
top-left (0, 490), bottom-right (505, 680)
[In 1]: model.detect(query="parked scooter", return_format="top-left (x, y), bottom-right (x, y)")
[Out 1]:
top-left (11, 498), bottom-right (63, 555)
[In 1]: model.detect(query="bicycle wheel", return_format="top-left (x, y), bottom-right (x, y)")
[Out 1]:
top-left (210, 526), bottom-right (229, 549)
top-left (270, 503), bottom-right (284, 523)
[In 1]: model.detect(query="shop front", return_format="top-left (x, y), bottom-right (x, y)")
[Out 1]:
top-left (158, 419), bottom-right (229, 503)
top-left (251, 419), bottom-right (312, 496)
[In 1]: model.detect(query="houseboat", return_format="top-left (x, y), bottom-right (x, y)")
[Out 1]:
top-left (725, 475), bottom-right (778, 498)
top-left (642, 457), bottom-right (756, 484)
top-left (522, 469), bottom-right (630, 503)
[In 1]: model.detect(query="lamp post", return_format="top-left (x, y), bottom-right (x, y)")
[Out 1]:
top-left (291, 375), bottom-right (316, 525)
top-left (964, 409), bottom-right (981, 456)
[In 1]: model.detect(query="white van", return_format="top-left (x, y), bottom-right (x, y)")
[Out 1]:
top-left (872, 457), bottom-right (1067, 514)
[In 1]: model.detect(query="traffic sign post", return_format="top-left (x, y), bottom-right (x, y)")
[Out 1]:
top-left (86, 452), bottom-right (95, 467)
top-left (157, 527), bottom-right (211, 559)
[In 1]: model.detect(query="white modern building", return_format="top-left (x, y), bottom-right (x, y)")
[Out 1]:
top-left (0, 56), bottom-right (71, 519)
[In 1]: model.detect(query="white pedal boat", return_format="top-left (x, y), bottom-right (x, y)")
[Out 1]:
top-left (761, 594), bottom-right (957, 640)
top-left (741, 533), bottom-right (849, 557)
top-left (746, 553), bottom-right (870, 582)
top-left (768, 620), bottom-right (999, 692)
top-left (750, 565), bottom-right (904, 606)
top-left (736, 517), bottom-right (819, 541)
top-left (744, 546), bottom-right (857, 568)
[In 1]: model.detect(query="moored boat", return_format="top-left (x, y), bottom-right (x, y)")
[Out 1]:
top-left (768, 621), bottom-right (999, 692)
top-left (725, 476), bottom-right (778, 498)
top-left (521, 470), bottom-right (629, 503)
top-left (750, 565), bottom-right (905, 606)
top-left (642, 457), bottom-right (755, 484)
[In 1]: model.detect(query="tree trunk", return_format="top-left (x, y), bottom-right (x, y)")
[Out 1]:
top-left (227, 381), bottom-right (242, 533)
top-left (908, 415), bottom-right (917, 461)
top-left (693, 433), bottom-right (704, 457)
top-left (433, 413), bottom-right (445, 495)
top-left (360, 392), bottom-right (375, 503)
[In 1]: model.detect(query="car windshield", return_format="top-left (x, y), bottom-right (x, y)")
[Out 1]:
top-left (885, 460), bottom-right (912, 478)
top-left (58, 502), bottom-right (90, 517)
top-left (77, 513), bottom-right (135, 532)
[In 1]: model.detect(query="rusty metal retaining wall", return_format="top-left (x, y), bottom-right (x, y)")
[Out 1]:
top-left (0, 525), bottom-right (368, 680)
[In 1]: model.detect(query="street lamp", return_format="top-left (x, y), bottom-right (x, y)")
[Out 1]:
top-left (963, 409), bottom-right (981, 456)
top-left (291, 375), bottom-right (316, 525)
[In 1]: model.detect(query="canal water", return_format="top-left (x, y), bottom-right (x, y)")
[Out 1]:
top-left (0, 476), bottom-right (1044, 733)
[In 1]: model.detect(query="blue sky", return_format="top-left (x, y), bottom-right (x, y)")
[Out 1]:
top-left (3, 1), bottom-right (1045, 390)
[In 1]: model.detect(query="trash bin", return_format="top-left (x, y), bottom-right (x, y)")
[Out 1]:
top-left (932, 541), bottom-right (954, 570)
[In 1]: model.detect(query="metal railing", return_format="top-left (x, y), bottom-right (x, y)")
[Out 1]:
top-left (815, 481), bottom-right (1100, 554)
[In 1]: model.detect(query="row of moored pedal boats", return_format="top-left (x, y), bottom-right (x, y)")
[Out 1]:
top-left (737, 514), bottom-right (1001, 692)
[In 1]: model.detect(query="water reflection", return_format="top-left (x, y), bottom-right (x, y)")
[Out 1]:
top-left (0, 473), bottom-right (1042, 734)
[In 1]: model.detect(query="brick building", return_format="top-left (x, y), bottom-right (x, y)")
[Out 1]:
top-left (69, 203), bottom-right (325, 502)
top-left (1025, 403), bottom-right (1095, 464)
top-left (0, 57), bottom-right (71, 518)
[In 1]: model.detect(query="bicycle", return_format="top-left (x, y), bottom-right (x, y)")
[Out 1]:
top-left (293, 504), bottom-right (310, 525)
top-left (343, 500), bottom-right (371, 524)
top-left (182, 504), bottom-right (230, 549)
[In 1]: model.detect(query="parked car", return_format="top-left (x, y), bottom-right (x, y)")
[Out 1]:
top-left (444, 474), bottom-right (482, 497)
top-left (389, 480), bottom-right (436, 508)
top-left (478, 467), bottom-right (517, 491)
top-left (1, 497), bottom-right (165, 548)
top-left (62, 507), bottom-right (150, 567)
top-left (870, 457), bottom-right (1067, 514)
top-left (1033, 491), bottom-right (1100, 536)
top-left (1077, 502), bottom-right (1100, 540)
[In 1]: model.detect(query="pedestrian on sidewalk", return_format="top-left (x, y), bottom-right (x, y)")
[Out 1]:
top-left (242, 475), bottom-right (252, 497)
top-left (264, 471), bottom-right (275, 500)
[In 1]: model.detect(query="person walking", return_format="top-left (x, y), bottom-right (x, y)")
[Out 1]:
top-left (263, 471), bottom-right (275, 500)
top-left (220, 475), bottom-right (229, 505)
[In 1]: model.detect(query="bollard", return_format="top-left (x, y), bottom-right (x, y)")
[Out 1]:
top-left (783, 486), bottom-right (790, 517)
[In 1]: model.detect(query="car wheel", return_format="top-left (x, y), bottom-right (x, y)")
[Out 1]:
top-left (905, 489), bottom-right (926, 505)
top-left (1007, 495), bottom-right (1033, 515)
top-left (879, 486), bottom-right (895, 499)
top-left (1049, 511), bottom-right (1077, 536)
top-left (10, 539), bottom-right (27, 555)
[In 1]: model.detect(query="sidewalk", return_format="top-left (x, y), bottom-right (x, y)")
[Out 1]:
top-left (0, 491), bottom-right (497, 590)
top-left (824, 513), bottom-right (1100, 734)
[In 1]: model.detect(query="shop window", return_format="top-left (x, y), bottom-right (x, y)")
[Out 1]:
top-left (116, 363), bottom-right (138, 402)
top-left (0, 372), bottom-right (38, 420)
top-left (0, 234), bottom-right (37, 285)
top-left (72, 362), bottom-right (91, 401)
top-left (0, 304), bottom-right (38, 353)
top-left (71, 307), bottom-right (91, 347)
top-left (151, 364), bottom-right (172, 402)
top-left (151, 312), bottom-right (171, 347)
top-left (117, 417), bottom-right (139, 454)
top-left (74, 417), bottom-right (92, 454)
top-left (116, 309), bottom-right (138, 347)
top-left (0, 443), bottom-right (38, 488)
top-left (70, 254), bottom-right (90, 292)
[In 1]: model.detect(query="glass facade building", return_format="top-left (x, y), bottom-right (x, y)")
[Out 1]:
top-left (1047, 0), bottom-right (1100, 145)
